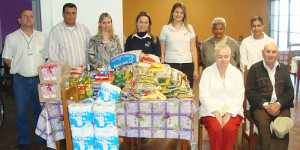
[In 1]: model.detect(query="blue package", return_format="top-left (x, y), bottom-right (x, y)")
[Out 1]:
top-left (95, 129), bottom-right (118, 150)
top-left (109, 50), bottom-right (141, 69)
top-left (72, 130), bottom-right (95, 150)
top-left (68, 103), bottom-right (93, 130)
top-left (93, 103), bottom-right (116, 130)
top-left (96, 83), bottom-right (121, 105)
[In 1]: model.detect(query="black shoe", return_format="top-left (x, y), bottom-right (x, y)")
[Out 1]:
top-left (141, 138), bottom-right (148, 143)
top-left (40, 140), bottom-right (47, 146)
top-left (13, 144), bottom-right (28, 150)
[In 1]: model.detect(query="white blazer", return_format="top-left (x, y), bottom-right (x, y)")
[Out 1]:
top-left (199, 63), bottom-right (244, 118)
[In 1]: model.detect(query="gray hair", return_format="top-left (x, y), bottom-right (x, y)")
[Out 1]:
top-left (214, 44), bottom-right (231, 57)
top-left (211, 17), bottom-right (226, 29)
top-left (263, 42), bottom-right (278, 51)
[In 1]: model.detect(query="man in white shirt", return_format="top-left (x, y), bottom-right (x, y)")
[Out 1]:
top-left (48, 3), bottom-right (91, 66)
top-left (246, 42), bottom-right (294, 150)
top-left (2, 9), bottom-right (47, 150)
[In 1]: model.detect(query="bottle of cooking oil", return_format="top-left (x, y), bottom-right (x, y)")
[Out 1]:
top-left (77, 75), bottom-right (86, 100)
top-left (85, 75), bottom-right (93, 98)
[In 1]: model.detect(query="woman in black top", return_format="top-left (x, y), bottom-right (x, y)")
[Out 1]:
top-left (125, 11), bottom-right (161, 57)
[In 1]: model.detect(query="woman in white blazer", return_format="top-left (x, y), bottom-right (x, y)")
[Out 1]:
top-left (199, 44), bottom-right (244, 150)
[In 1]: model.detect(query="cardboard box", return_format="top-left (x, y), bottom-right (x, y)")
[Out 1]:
top-left (38, 83), bottom-right (63, 102)
top-left (38, 61), bottom-right (69, 84)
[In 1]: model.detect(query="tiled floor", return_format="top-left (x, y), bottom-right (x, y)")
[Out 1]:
top-left (1, 73), bottom-right (300, 150)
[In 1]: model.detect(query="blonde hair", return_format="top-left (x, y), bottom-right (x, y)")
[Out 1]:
top-left (132, 11), bottom-right (157, 43)
top-left (96, 13), bottom-right (114, 40)
top-left (167, 2), bottom-right (191, 32)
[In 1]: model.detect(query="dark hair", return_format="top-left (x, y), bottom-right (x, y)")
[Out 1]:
top-left (251, 16), bottom-right (263, 25)
top-left (19, 9), bottom-right (32, 18)
top-left (133, 11), bottom-right (157, 43)
top-left (63, 3), bottom-right (77, 13)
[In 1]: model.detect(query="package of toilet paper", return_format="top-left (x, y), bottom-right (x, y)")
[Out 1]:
top-left (68, 103), bottom-right (93, 130)
top-left (72, 130), bottom-right (95, 150)
top-left (96, 83), bottom-right (121, 105)
top-left (93, 103), bottom-right (116, 130)
top-left (80, 98), bottom-right (94, 104)
top-left (95, 128), bottom-right (118, 150)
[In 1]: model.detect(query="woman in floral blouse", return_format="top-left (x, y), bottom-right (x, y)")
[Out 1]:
top-left (88, 13), bottom-right (123, 69)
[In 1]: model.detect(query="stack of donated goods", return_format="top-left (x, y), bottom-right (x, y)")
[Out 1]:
top-left (37, 61), bottom-right (69, 102)
top-left (109, 50), bottom-right (194, 101)
top-left (68, 82), bottom-right (121, 150)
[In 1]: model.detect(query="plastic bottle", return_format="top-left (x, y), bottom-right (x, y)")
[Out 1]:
top-left (77, 75), bottom-right (86, 100)
top-left (86, 75), bottom-right (93, 98)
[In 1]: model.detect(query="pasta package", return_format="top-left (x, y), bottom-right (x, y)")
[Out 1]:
top-left (139, 53), bottom-right (160, 64)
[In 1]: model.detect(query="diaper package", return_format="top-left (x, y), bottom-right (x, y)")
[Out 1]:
top-left (93, 103), bottom-right (116, 130)
top-left (95, 128), bottom-right (118, 150)
top-left (68, 103), bottom-right (93, 130)
top-left (96, 83), bottom-right (121, 105)
top-left (72, 130), bottom-right (95, 150)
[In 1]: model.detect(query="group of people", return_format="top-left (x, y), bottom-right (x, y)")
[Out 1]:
top-left (2, 2), bottom-right (294, 150)
top-left (199, 12), bottom-right (293, 150)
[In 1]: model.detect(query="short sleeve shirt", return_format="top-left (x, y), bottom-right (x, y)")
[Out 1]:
top-left (160, 23), bottom-right (195, 63)
top-left (2, 29), bottom-right (47, 77)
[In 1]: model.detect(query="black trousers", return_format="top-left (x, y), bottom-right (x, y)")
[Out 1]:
top-left (165, 63), bottom-right (194, 88)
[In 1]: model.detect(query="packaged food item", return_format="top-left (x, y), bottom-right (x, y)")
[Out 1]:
top-left (96, 83), bottom-right (121, 105)
top-left (40, 84), bottom-right (50, 98)
top-left (49, 84), bottom-right (57, 98)
top-left (137, 62), bottom-right (152, 68)
top-left (110, 50), bottom-right (142, 69)
top-left (77, 76), bottom-right (86, 100)
top-left (86, 75), bottom-right (93, 98)
top-left (141, 94), bottom-right (157, 100)
top-left (139, 53), bottom-right (160, 64)
top-left (41, 66), bottom-right (50, 80)
top-left (49, 65), bottom-right (57, 80)
top-left (38, 61), bottom-right (69, 84)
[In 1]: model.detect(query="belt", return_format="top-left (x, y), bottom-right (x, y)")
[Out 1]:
top-left (15, 73), bottom-right (38, 79)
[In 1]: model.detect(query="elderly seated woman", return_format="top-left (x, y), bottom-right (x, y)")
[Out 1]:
top-left (199, 44), bottom-right (244, 150)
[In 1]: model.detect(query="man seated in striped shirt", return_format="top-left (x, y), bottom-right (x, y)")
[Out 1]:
top-left (48, 3), bottom-right (91, 66)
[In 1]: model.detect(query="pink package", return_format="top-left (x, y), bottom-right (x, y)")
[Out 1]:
top-left (49, 84), bottom-right (57, 98)
top-left (41, 66), bottom-right (50, 80)
top-left (40, 84), bottom-right (50, 98)
top-left (50, 65), bottom-right (57, 80)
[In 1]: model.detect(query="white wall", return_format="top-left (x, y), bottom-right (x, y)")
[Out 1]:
top-left (40, 0), bottom-right (123, 48)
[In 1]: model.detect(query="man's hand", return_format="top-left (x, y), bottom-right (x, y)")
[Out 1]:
top-left (267, 103), bottom-right (281, 116)
top-left (212, 110), bottom-right (222, 126)
top-left (222, 113), bottom-right (232, 127)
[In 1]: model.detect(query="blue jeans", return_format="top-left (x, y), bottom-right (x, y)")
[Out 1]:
top-left (13, 74), bottom-right (43, 144)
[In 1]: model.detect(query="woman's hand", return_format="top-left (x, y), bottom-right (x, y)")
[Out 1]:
top-left (222, 113), bottom-right (232, 127)
top-left (193, 70), bottom-right (199, 80)
top-left (212, 110), bottom-right (222, 126)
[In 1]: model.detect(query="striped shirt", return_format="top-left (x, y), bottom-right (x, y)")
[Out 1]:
top-left (48, 21), bottom-right (91, 66)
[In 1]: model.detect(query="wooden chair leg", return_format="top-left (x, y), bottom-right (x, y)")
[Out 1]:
top-left (55, 140), bottom-right (61, 150)
top-left (296, 67), bottom-right (300, 100)
top-left (241, 122), bottom-right (246, 149)
top-left (182, 140), bottom-right (188, 150)
top-left (137, 138), bottom-right (141, 150)
top-left (130, 138), bottom-right (134, 150)
top-left (198, 119), bottom-right (203, 150)
top-left (177, 139), bottom-right (182, 150)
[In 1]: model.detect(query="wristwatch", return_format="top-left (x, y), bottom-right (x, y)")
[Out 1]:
top-left (263, 102), bottom-right (269, 107)
top-left (276, 102), bottom-right (281, 107)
